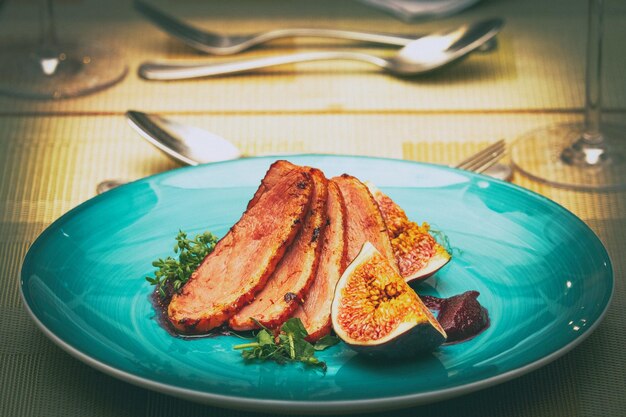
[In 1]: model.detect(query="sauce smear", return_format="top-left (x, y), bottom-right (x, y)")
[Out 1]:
top-left (421, 291), bottom-right (489, 343)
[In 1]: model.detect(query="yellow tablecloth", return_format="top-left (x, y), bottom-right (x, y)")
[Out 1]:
top-left (1, 0), bottom-right (625, 416)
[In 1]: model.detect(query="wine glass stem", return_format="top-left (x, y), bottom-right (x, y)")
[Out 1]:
top-left (39, 0), bottom-right (58, 49)
top-left (583, 0), bottom-right (604, 145)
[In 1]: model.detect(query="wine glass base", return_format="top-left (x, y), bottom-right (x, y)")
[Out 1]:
top-left (511, 122), bottom-right (626, 191)
top-left (0, 41), bottom-right (128, 99)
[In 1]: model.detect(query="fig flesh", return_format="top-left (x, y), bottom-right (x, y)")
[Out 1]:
top-left (366, 182), bottom-right (451, 283)
top-left (331, 242), bottom-right (447, 358)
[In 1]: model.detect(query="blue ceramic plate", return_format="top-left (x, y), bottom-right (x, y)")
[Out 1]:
top-left (21, 155), bottom-right (613, 414)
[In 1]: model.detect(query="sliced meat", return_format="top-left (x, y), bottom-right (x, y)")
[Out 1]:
top-left (229, 168), bottom-right (329, 331)
top-left (332, 174), bottom-right (398, 271)
top-left (246, 160), bottom-right (298, 210)
top-left (167, 168), bottom-right (313, 334)
top-left (291, 180), bottom-right (348, 342)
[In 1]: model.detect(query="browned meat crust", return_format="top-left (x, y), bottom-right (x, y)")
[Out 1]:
top-left (229, 168), bottom-right (329, 330)
top-left (246, 160), bottom-right (298, 210)
top-left (291, 180), bottom-right (348, 341)
top-left (332, 174), bottom-right (398, 271)
top-left (167, 168), bottom-right (313, 334)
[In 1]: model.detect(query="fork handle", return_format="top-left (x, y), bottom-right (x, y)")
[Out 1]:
top-left (138, 51), bottom-right (387, 80)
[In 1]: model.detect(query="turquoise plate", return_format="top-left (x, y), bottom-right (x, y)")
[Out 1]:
top-left (21, 155), bottom-right (613, 414)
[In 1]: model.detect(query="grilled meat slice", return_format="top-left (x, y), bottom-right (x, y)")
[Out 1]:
top-left (229, 168), bottom-right (329, 330)
top-left (246, 160), bottom-right (298, 210)
top-left (332, 174), bottom-right (398, 271)
top-left (292, 180), bottom-right (348, 342)
top-left (167, 168), bottom-right (313, 334)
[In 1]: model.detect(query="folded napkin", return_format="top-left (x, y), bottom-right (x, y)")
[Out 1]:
top-left (357, 0), bottom-right (481, 21)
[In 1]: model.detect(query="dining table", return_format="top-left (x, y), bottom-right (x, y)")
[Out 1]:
top-left (1, 0), bottom-right (625, 416)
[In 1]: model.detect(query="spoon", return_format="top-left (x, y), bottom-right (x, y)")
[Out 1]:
top-left (126, 110), bottom-right (240, 165)
top-left (96, 111), bottom-right (240, 194)
top-left (138, 18), bottom-right (503, 81)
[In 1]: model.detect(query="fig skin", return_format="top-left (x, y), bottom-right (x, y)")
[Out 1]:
top-left (347, 321), bottom-right (446, 359)
top-left (331, 242), bottom-right (447, 358)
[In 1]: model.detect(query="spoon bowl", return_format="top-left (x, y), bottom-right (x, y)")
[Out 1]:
top-left (126, 110), bottom-right (240, 165)
top-left (388, 18), bottom-right (503, 74)
top-left (138, 18), bottom-right (504, 80)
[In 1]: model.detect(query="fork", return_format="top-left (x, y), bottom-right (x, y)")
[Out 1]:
top-left (454, 139), bottom-right (507, 173)
top-left (135, 0), bottom-right (429, 55)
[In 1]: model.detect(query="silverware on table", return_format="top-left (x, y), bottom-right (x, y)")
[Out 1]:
top-left (95, 111), bottom-right (510, 194)
top-left (135, 0), bottom-right (497, 55)
top-left (126, 110), bottom-right (240, 166)
top-left (138, 18), bottom-right (503, 80)
top-left (455, 139), bottom-right (506, 174)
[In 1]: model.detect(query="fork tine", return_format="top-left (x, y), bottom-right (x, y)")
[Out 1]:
top-left (469, 148), bottom-right (506, 173)
top-left (455, 140), bottom-right (506, 172)
top-left (454, 139), bottom-right (504, 169)
top-left (461, 145), bottom-right (505, 172)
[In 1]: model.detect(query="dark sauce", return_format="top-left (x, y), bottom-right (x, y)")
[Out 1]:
top-left (420, 291), bottom-right (490, 344)
top-left (149, 289), bottom-right (231, 339)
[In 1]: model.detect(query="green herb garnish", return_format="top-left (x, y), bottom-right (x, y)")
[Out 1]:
top-left (233, 318), bottom-right (340, 372)
top-left (146, 230), bottom-right (218, 299)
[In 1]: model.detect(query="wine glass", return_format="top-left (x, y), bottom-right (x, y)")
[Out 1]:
top-left (0, 0), bottom-right (127, 99)
top-left (510, 0), bottom-right (626, 190)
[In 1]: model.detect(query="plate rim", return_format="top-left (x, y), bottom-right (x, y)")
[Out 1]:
top-left (20, 154), bottom-right (615, 414)
top-left (19, 292), bottom-right (613, 413)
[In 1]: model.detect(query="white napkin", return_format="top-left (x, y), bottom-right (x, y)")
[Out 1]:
top-left (357, 0), bottom-right (482, 21)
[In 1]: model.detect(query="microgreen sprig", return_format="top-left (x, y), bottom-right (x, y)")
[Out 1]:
top-left (146, 230), bottom-right (218, 299)
top-left (233, 318), bottom-right (340, 372)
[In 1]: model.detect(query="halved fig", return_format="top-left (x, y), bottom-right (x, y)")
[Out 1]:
top-left (366, 182), bottom-right (451, 283)
top-left (331, 242), bottom-right (446, 358)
